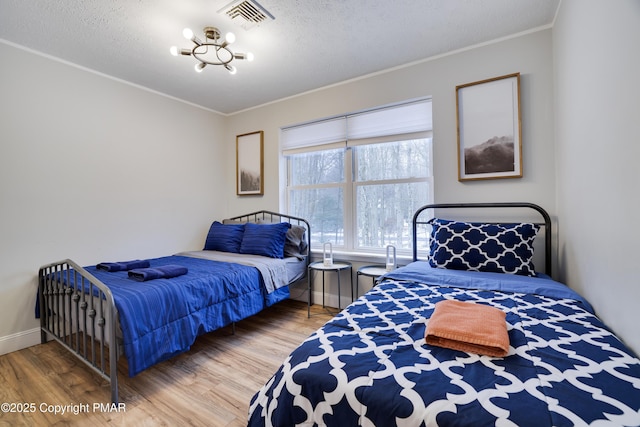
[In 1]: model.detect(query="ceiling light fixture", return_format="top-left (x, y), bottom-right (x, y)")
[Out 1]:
top-left (170, 26), bottom-right (253, 74)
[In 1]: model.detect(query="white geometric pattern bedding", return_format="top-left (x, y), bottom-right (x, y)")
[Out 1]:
top-left (249, 277), bottom-right (640, 427)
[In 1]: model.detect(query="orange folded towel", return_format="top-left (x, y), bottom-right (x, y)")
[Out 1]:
top-left (425, 300), bottom-right (509, 357)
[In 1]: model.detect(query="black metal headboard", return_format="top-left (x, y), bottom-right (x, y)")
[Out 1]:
top-left (226, 210), bottom-right (311, 266)
top-left (412, 202), bottom-right (552, 276)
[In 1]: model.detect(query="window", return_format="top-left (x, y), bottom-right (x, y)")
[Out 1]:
top-left (282, 99), bottom-right (433, 255)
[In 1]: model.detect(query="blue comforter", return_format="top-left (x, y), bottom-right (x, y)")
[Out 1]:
top-left (381, 261), bottom-right (595, 313)
top-left (249, 262), bottom-right (640, 427)
top-left (85, 255), bottom-right (264, 377)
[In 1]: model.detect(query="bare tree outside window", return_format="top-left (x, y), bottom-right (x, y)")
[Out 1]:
top-left (287, 138), bottom-right (432, 254)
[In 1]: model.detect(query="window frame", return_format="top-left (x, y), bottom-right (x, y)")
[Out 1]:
top-left (284, 136), bottom-right (433, 255)
top-left (280, 98), bottom-right (433, 256)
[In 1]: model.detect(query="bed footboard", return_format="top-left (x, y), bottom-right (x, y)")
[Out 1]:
top-left (38, 259), bottom-right (119, 404)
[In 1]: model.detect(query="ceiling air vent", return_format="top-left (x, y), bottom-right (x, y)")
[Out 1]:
top-left (218, 0), bottom-right (275, 30)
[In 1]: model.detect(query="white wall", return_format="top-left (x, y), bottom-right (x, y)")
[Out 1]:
top-left (0, 41), bottom-right (226, 354)
top-left (224, 30), bottom-right (557, 307)
top-left (226, 30), bottom-right (556, 216)
top-left (553, 0), bottom-right (640, 355)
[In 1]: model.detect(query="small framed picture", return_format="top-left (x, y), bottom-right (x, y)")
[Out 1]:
top-left (456, 73), bottom-right (522, 181)
top-left (236, 131), bottom-right (264, 196)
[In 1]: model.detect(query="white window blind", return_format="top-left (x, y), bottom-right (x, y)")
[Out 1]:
top-left (281, 98), bottom-right (432, 155)
top-left (347, 100), bottom-right (433, 140)
top-left (280, 117), bottom-right (346, 154)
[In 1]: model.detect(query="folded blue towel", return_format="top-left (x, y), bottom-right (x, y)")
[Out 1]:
top-left (96, 259), bottom-right (151, 272)
top-left (128, 265), bottom-right (188, 282)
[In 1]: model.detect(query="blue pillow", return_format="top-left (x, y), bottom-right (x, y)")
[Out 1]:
top-left (256, 219), bottom-right (308, 260)
top-left (203, 221), bottom-right (245, 253)
top-left (240, 222), bottom-right (291, 259)
top-left (428, 218), bottom-right (540, 276)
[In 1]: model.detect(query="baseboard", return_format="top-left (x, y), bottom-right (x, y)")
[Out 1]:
top-left (0, 328), bottom-right (41, 356)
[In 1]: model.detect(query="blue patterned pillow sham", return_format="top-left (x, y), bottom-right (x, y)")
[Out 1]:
top-left (203, 221), bottom-right (245, 253)
top-left (240, 222), bottom-right (292, 259)
top-left (428, 218), bottom-right (540, 276)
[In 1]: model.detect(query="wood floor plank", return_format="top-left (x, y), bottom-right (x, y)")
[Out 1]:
top-left (0, 300), bottom-right (332, 426)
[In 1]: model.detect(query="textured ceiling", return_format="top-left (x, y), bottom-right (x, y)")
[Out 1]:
top-left (0, 0), bottom-right (559, 115)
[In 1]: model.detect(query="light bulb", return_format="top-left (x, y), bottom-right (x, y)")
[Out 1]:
top-left (246, 52), bottom-right (254, 62)
top-left (169, 46), bottom-right (179, 56)
top-left (195, 62), bottom-right (206, 73)
top-left (225, 32), bottom-right (236, 44)
top-left (183, 28), bottom-right (194, 40)
top-left (226, 64), bottom-right (237, 75)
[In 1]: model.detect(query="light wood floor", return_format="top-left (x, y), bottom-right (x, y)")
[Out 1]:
top-left (0, 300), bottom-right (334, 426)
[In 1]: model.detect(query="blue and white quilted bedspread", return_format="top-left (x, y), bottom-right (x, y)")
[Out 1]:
top-left (248, 262), bottom-right (640, 427)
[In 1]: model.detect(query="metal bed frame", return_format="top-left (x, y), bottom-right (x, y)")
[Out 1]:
top-left (226, 210), bottom-right (311, 270)
top-left (38, 211), bottom-right (310, 404)
top-left (412, 202), bottom-right (552, 276)
top-left (38, 259), bottom-right (119, 402)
